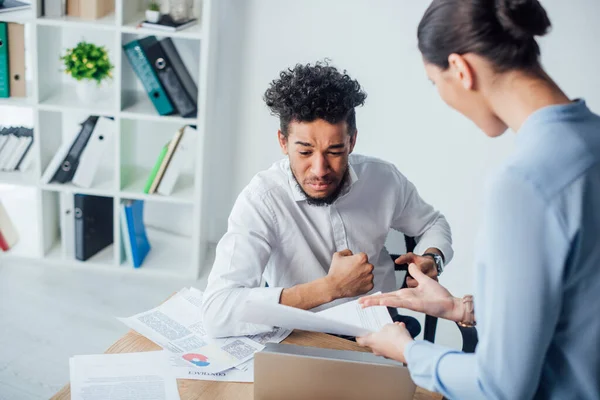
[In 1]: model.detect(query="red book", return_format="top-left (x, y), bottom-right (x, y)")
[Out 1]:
top-left (0, 229), bottom-right (9, 251)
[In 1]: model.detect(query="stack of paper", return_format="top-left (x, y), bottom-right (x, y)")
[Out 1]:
top-left (70, 351), bottom-right (180, 400)
top-left (241, 292), bottom-right (393, 337)
top-left (117, 287), bottom-right (292, 382)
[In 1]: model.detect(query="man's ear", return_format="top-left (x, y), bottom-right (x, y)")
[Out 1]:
top-left (349, 130), bottom-right (357, 154)
top-left (277, 130), bottom-right (288, 155)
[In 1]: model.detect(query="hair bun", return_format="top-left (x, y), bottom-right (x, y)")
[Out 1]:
top-left (496, 0), bottom-right (551, 40)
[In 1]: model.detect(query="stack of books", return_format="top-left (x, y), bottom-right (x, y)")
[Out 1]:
top-left (123, 36), bottom-right (198, 118)
top-left (144, 125), bottom-right (196, 195)
top-left (42, 0), bottom-right (114, 19)
top-left (0, 22), bottom-right (26, 98)
top-left (141, 14), bottom-right (197, 32)
top-left (0, 200), bottom-right (18, 252)
top-left (41, 116), bottom-right (115, 188)
top-left (0, 126), bottom-right (33, 172)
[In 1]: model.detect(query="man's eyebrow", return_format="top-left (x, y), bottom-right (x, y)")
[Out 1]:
top-left (328, 143), bottom-right (345, 150)
top-left (295, 141), bottom-right (313, 147)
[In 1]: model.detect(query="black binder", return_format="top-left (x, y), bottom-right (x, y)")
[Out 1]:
top-left (74, 194), bottom-right (113, 261)
top-left (159, 37), bottom-right (198, 107)
top-left (139, 36), bottom-right (197, 118)
top-left (50, 116), bottom-right (99, 184)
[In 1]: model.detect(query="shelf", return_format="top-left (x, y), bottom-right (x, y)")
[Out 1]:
top-left (0, 94), bottom-right (35, 108)
top-left (119, 166), bottom-right (195, 205)
top-left (120, 91), bottom-right (198, 125)
top-left (36, 13), bottom-right (116, 30)
top-left (44, 240), bottom-right (63, 261)
top-left (38, 85), bottom-right (116, 116)
top-left (120, 227), bottom-right (192, 277)
top-left (41, 166), bottom-right (116, 195)
top-left (73, 243), bottom-right (115, 267)
top-left (0, 8), bottom-right (35, 23)
top-left (0, 170), bottom-right (38, 186)
top-left (121, 13), bottom-right (202, 40)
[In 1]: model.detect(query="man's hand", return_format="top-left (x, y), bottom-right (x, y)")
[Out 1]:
top-left (359, 263), bottom-right (464, 323)
top-left (356, 322), bottom-right (413, 364)
top-left (395, 252), bottom-right (437, 287)
top-left (325, 249), bottom-right (374, 300)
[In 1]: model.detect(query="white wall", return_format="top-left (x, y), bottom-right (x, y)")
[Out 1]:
top-left (210, 0), bottom-right (600, 297)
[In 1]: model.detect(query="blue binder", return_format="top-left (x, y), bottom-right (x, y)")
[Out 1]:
top-left (123, 39), bottom-right (174, 116)
top-left (124, 200), bottom-right (151, 268)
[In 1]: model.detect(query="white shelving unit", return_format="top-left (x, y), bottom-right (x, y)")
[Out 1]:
top-left (0, 0), bottom-right (221, 279)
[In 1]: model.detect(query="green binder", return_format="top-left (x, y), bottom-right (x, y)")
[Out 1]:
top-left (0, 22), bottom-right (9, 98)
top-left (123, 39), bottom-right (174, 116)
top-left (143, 143), bottom-right (169, 194)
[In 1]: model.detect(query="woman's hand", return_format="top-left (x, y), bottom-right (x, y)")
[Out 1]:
top-left (359, 263), bottom-right (464, 322)
top-left (356, 322), bottom-right (413, 364)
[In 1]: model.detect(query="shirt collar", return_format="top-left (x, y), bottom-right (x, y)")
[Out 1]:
top-left (516, 99), bottom-right (589, 146)
top-left (285, 158), bottom-right (359, 203)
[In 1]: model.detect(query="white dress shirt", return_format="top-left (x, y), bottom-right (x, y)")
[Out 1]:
top-left (202, 154), bottom-right (453, 337)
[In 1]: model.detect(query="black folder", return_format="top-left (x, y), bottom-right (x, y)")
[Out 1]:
top-left (74, 194), bottom-right (113, 261)
top-left (159, 37), bottom-right (198, 107)
top-left (139, 36), bottom-right (197, 118)
top-left (50, 116), bottom-right (99, 184)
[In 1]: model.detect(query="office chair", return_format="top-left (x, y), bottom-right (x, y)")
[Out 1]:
top-left (390, 235), bottom-right (478, 353)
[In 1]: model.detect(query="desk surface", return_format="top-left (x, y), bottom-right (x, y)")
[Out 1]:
top-left (51, 329), bottom-right (441, 400)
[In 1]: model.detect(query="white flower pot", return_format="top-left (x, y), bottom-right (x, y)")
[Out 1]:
top-left (75, 80), bottom-right (101, 104)
top-left (146, 10), bottom-right (160, 23)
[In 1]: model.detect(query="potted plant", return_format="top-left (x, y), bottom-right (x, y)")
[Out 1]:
top-left (146, 1), bottom-right (161, 23)
top-left (60, 41), bottom-right (114, 103)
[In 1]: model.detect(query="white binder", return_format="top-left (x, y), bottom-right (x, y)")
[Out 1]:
top-left (71, 117), bottom-right (115, 188)
top-left (156, 125), bottom-right (197, 196)
top-left (60, 192), bottom-right (75, 259)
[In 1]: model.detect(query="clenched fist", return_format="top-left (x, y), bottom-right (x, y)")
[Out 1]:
top-left (325, 249), bottom-right (374, 300)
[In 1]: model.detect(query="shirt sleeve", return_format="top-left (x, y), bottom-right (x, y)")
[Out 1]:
top-left (405, 168), bottom-right (570, 399)
top-left (202, 189), bottom-right (283, 338)
top-left (390, 168), bottom-right (453, 263)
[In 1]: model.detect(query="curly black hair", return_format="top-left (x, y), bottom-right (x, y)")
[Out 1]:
top-left (264, 61), bottom-right (367, 137)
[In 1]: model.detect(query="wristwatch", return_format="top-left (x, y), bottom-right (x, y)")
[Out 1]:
top-left (422, 252), bottom-right (444, 276)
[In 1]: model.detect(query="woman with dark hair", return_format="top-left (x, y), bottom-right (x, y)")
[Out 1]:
top-left (357, 0), bottom-right (600, 399)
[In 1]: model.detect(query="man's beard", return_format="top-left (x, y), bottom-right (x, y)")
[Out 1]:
top-left (292, 168), bottom-right (349, 207)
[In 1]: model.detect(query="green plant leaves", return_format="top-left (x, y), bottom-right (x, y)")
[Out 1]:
top-left (60, 41), bottom-right (114, 84)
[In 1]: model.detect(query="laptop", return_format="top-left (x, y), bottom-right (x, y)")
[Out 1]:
top-left (255, 343), bottom-right (417, 400)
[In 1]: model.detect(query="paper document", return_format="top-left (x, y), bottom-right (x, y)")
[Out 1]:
top-left (241, 295), bottom-right (393, 338)
top-left (70, 351), bottom-right (180, 400)
top-left (118, 287), bottom-right (291, 380)
top-left (317, 296), bottom-right (392, 331)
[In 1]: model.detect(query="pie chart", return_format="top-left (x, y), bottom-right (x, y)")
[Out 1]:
top-left (183, 353), bottom-right (210, 367)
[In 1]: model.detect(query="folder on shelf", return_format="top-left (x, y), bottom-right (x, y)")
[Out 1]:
top-left (7, 22), bottom-right (25, 97)
top-left (143, 143), bottom-right (168, 194)
top-left (159, 38), bottom-right (198, 110)
top-left (67, 0), bottom-right (81, 17)
top-left (44, 116), bottom-right (99, 184)
top-left (139, 36), bottom-right (197, 118)
top-left (119, 201), bottom-right (133, 265)
top-left (44, 0), bottom-right (65, 17)
top-left (74, 194), bottom-right (113, 262)
top-left (13, 128), bottom-right (33, 171)
top-left (121, 200), bottom-right (150, 268)
top-left (60, 192), bottom-right (75, 259)
top-left (71, 116), bottom-right (115, 188)
top-left (157, 125), bottom-right (197, 196)
top-left (0, 200), bottom-right (18, 251)
top-left (148, 127), bottom-right (184, 194)
top-left (123, 39), bottom-right (174, 116)
top-left (80, 0), bottom-right (114, 20)
top-left (0, 22), bottom-right (9, 98)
